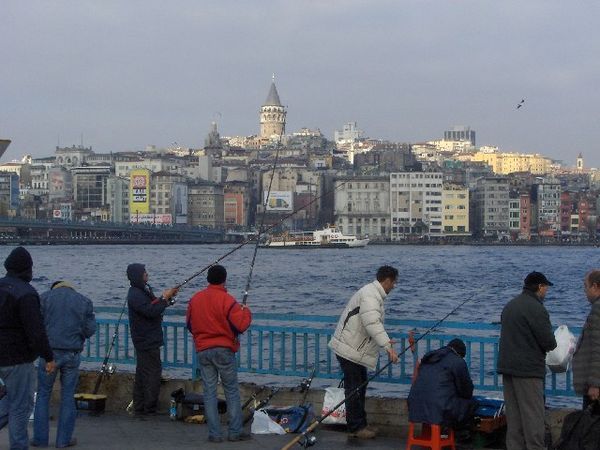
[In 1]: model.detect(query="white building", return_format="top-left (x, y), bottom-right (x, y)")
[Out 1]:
top-left (390, 172), bottom-right (444, 240)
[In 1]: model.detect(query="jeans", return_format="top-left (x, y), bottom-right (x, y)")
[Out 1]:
top-left (198, 347), bottom-right (242, 440)
top-left (0, 362), bottom-right (36, 450)
top-left (133, 348), bottom-right (162, 414)
top-left (337, 355), bottom-right (368, 432)
top-left (33, 351), bottom-right (81, 447)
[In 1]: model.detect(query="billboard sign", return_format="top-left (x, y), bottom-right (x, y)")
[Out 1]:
top-left (264, 191), bottom-right (293, 211)
top-left (129, 169), bottom-right (150, 215)
top-left (130, 213), bottom-right (172, 225)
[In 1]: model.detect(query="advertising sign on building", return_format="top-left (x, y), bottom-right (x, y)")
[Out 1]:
top-left (264, 191), bottom-right (293, 211)
top-left (129, 169), bottom-right (150, 215)
top-left (130, 213), bottom-right (172, 225)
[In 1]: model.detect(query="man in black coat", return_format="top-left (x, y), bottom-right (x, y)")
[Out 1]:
top-left (408, 338), bottom-right (474, 429)
top-left (0, 247), bottom-right (55, 449)
top-left (497, 271), bottom-right (557, 450)
top-left (127, 263), bottom-right (177, 416)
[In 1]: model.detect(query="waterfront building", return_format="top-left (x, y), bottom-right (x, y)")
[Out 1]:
top-left (71, 165), bottom-right (112, 220)
top-left (532, 177), bottom-right (561, 236)
top-left (115, 157), bottom-right (182, 178)
top-left (471, 176), bottom-right (510, 238)
top-left (444, 126), bottom-right (476, 147)
top-left (519, 193), bottom-right (532, 240)
top-left (150, 171), bottom-right (187, 219)
top-left (334, 176), bottom-right (390, 239)
top-left (187, 181), bottom-right (224, 228)
top-left (441, 183), bottom-right (469, 236)
top-left (106, 176), bottom-right (130, 223)
top-left (224, 181), bottom-right (252, 229)
top-left (0, 172), bottom-right (19, 217)
top-left (259, 77), bottom-right (286, 144)
top-left (0, 159), bottom-right (31, 190)
top-left (390, 172), bottom-right (443, 240)
top-left (29, 158), bottom-right (55, 195)
top-left (509, 193), bottom-right (521, 235)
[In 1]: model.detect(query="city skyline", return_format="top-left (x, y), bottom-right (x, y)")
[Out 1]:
top-left (2, 1), bottom-right (600, 167)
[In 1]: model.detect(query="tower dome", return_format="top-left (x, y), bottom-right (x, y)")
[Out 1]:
top-left (259, 75), bottom-right (286, 141)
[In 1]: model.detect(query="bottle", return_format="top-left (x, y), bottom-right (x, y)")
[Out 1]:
top-left (169, 399), bottom-right (177, 420)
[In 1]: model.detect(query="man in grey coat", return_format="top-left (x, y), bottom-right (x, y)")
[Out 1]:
top-left (572, 269), bottom-right (600, 409)
top-left (497, 271), bottom-right (557, 450)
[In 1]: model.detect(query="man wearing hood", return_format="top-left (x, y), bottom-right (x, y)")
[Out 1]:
top-left (126, 263), bottom-right (177, 417)
top-left (328, 265), bottom-right (400, 439)
top-left (0, 247), bottom-right (55, 449)
top-left (407, 339), bottom-right (474, 428)
top-left (573, 269), bottom-right (600, 409)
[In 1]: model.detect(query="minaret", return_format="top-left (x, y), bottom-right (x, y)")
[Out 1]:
top-left (576, 153), bottom-right (583, 172)
top-left (259, 75), bottom-right (286, 141)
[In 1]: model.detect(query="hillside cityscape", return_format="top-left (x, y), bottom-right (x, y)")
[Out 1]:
top-left (1, 79), bottom-right (599, 244)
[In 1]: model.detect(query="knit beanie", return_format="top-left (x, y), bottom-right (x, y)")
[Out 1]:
top-left (4, 246), bottom-right (33, 282)
top-left (207, 265), bottom-right (227, 285)
top-left (447, 338), bottom-right (467, 358)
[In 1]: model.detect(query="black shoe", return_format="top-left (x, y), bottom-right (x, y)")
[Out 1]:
top-left (208, 436), bottom-right (224, 443)
top-left (30, 441), bottom-right (48, 448)
top-left (228, 432), bottom-right (252, 441)
top-left (56, 438), bottom-right (78, 448)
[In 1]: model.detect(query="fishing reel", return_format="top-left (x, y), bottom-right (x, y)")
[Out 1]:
top-left (298, 377), bottom-right (312, 393)
top-left (105, 364), bottom-right (117, 377)
top-left (299, 434), bottom-right (317, 448)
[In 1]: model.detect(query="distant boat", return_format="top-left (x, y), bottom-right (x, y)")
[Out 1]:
top-left (261, 225), bottom-right (369, 248)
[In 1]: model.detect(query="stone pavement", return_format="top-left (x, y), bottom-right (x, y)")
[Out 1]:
top-left (0, 410), bottom-right (507, 450)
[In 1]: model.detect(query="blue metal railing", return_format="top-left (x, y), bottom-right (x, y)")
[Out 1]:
top-left (84, 308), bottom-right (580, 398)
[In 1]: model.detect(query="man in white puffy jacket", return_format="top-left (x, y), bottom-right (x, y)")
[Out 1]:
top-left (329, 265), bottom-right (399, 439)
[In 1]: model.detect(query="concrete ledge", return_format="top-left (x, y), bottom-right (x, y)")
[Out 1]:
top-left (71, 370), bottom-right (573, 442)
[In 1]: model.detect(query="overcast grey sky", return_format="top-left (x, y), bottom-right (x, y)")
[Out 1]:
top-left (2, 1), bottom-right (600, 167)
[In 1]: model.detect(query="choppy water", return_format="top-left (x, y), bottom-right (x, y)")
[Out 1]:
top-left (7, 244), bottom-right (596, 327)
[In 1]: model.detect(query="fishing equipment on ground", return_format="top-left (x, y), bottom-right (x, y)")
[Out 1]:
top-left (243, 387), bottom-right (280, 425)
top-left (279, 294), bottom-right (476, 450)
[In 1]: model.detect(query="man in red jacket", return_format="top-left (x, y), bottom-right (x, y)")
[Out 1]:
top-left (186, 265), bottom-right (252, 443)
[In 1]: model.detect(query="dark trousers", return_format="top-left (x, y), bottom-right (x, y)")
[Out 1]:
top-left (133, 348), bottom-right (162, 414)
top-left (337, 355), bottom-right (368, 432)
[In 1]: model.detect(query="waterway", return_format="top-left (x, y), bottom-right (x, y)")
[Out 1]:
top-left (11, 244), bottom-right (596, 326)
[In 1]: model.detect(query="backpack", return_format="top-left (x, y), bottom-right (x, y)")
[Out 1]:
top-left (555, 404), bottom-right (600, 450)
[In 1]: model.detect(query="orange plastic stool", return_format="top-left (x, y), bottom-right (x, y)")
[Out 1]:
top-left (406, 422), bottom-right (456, 450)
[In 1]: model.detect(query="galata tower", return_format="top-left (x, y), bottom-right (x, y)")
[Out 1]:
top-left (259, 75), bottom-right (286, 140)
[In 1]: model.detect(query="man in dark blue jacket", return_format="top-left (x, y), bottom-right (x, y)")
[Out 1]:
top-left (32, 281), bottom-right (96, 448)
top-left (127, 263), bottom-right (177, 416)
top-left (408, 339), bottom-right (475, 428)
top-left (0, 247), bottom-right (55, 449)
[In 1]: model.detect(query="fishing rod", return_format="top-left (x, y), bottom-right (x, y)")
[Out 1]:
top-left (280, 294), bottom-right (476, 450)
top-left (92, 296), bottom-right (127, 394)
top-left (241, 128), bottom-right (283, 305)
top-left (172, 177), bottom-right (352, 292)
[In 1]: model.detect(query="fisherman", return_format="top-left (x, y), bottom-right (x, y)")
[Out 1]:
top-left (572, 269), bottom-right (600, 409)
top-left (32, 281), bottom-right (96, 448)
top-left (127, 263), bottom-right (178, 417)
top-left (497, 271), bottom-right (557, 450)
top-left (408, 338), bottom-right (475, 437)
top-left (186, 265), bottom-right (252, 443)
top-left (328, 265), bottom-right (400, 439)
top-left (0, 247), bottom-right (55, 449)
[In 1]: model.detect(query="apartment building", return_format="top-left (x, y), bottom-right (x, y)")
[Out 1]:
top-left (334, 176), bottom-right (390, 239)
top-left (390, 172), bottom-right (443, 240)
top-left (471, 177), bottom-right (510, 237)
top-left (441, 183), bottom-right (469, 235)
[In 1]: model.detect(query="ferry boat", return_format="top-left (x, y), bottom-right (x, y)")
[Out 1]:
top-left (261, 225), bottom-right (369, 248)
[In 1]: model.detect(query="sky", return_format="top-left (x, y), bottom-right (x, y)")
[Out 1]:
top-left (2, 1), bottom-right (600, 168)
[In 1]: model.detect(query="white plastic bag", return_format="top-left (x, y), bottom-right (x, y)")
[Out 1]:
top-left (321, 387), bottom-right (347, 425)
top-left (546, 325), bottom-right (577, 373)
top-left (251, 409), bottom-right (286, 435)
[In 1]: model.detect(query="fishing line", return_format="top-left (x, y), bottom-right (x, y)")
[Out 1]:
top-left (241, 127), bottom-right (283, 305)
top-left (279, 293), bottom-right (476, 450)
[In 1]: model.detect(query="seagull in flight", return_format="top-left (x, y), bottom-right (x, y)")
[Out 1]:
top-left (516, 98), bottom-right (525, 109)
